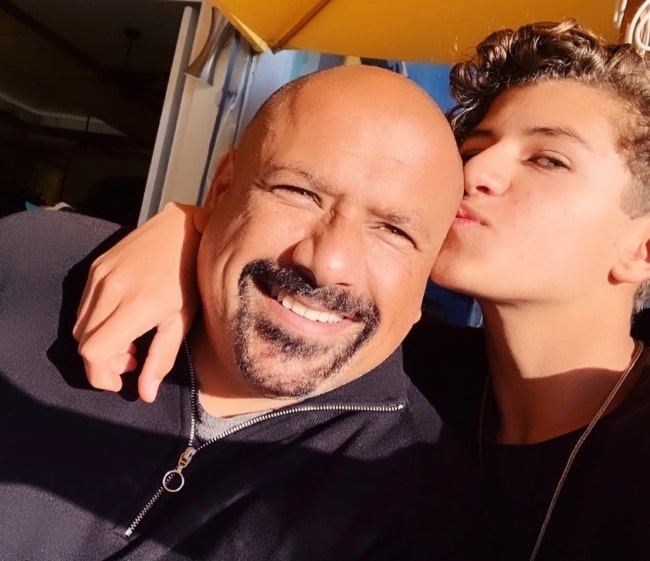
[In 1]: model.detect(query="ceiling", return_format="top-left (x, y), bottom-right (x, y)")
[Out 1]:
top-left (0, 0), bottom-right (197, 146)
top-left (1, 0), bottom-right (639, 148)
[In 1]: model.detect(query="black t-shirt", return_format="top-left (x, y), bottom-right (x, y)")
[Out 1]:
top-left (483, 429), bottom-right (578, 561)
top-left (403, 314), bottom-right (650, 561)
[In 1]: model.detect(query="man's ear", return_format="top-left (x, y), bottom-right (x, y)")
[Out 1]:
top-left (611, 217), bottom-right (650, 285)
top-left (195, 149), bottom-right (235, 233)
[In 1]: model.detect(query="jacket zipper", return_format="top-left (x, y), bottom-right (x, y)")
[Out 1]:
top-left (124, 342), bottom-right (405, 538)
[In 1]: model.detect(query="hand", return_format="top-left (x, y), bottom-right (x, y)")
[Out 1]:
top-left (73, 202), bottom-right (203, 402)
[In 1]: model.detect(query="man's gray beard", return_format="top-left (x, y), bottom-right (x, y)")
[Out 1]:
top-left (233, 261), bottom-right (379, 398)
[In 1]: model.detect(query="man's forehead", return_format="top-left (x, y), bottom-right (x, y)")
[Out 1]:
top-left (268, 79), bottom-right (432, 132)
top-left (262, 104), bottom-right (439, 160)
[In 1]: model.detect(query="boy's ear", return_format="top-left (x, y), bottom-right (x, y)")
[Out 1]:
top-left (612, 218), bottom-right (650, 285)
top-left (195, 149), bottom-right (235, 233)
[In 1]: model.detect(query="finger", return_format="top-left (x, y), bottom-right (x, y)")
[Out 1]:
top-left (75, 257), bottom-right (102, 320)
top-left (78, 308), bottom-right (151, 389)
top-left (73, 275), bottom-right (104, 341)
top-left (138, 317), bottom-right (187, 403)
top-left (74, 253), bottom-right (113, 319)
top-left (78, 295), bottom-right (160, 355)
top-left (82, 350), bottom-right (137, 392)
top-left (74, 273), bottom-right (120, 342)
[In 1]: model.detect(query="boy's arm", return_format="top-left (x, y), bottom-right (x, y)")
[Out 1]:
top-left (73, 202), bottom-right (203, 402)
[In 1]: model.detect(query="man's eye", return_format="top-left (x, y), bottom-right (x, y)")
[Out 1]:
top-left (379, 223), bottom-right (415, 245)
top-left (273, 185), bottom-right (319, 202)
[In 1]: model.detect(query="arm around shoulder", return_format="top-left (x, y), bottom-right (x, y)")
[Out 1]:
top-left (73, 202), bottom-right (203, 402)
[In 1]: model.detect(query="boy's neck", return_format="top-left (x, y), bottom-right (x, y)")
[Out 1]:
top-left (480, 298), bottom-right (642, 444)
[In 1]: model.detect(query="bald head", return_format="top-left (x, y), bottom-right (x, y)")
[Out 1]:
top-left (195, 64), bottom-right (463, 404)
top-left (238, 65), bottom-right (454, 161)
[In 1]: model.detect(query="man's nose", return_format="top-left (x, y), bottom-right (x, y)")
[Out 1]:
top-left (463, 146), bottom-right (512, 197)
top-left (291, 214), bottom-right (364, 287)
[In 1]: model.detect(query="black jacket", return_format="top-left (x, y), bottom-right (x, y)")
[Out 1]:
top-left (0, 210), bottom-right (481, 560)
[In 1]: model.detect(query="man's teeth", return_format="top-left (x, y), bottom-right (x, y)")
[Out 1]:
top-left (275, 291), bottom-right (343, 323)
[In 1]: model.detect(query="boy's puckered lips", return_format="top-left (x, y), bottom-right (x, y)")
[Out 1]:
top-left (454, 203), bottom-right (487, 226)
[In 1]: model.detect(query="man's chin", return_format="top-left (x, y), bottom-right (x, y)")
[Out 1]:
top-left (233, 313), bottom-right (377, 399)
top-left (238, 351), bottom-right (343, 399)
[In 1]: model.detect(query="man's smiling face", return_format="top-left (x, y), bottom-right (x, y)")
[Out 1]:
top-left (232, 258), bottom-right (379, 397)
top-left (195, 66), bottom-right (462, 399)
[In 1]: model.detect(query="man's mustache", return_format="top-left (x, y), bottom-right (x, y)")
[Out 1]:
top-left (240, 259), bottom-right (379, 325)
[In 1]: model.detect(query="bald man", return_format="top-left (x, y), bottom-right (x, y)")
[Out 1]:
top-left (0, 66), bottom-right (480, 560)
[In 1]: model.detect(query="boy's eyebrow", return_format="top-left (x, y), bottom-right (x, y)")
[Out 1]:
top-left (524, 126), bottom-right (594, 151)
top-left (464, 126), bottom-right (594, 151)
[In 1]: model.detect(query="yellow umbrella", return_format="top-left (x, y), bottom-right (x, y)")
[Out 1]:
top-left (210, 0), bottom-right (624, 63)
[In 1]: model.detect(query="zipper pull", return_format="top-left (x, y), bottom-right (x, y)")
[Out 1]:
top-left (162, 446), bottom-right (197, 493)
